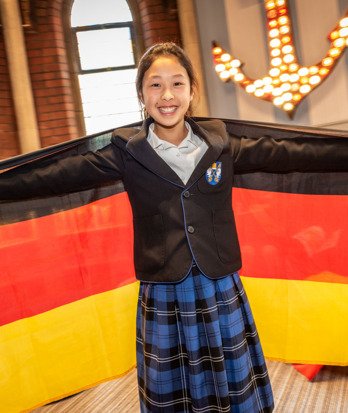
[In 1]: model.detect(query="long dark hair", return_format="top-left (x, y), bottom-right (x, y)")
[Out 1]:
top-left (136, 42), bottom-right (198, 117)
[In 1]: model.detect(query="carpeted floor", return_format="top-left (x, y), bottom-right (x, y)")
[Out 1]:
top-left (32, 361), bottom-right (348, 412)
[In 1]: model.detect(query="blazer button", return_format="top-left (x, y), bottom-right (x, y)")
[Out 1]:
top-left (187, 225), bottom-right (195, 234)
top-left (183, 191), bottom-right (190, 198)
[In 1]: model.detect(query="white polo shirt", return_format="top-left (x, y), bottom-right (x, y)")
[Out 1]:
top-left (147, 122), bottom-right (208, 184)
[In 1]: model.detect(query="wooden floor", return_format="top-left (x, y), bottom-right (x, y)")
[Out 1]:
top-left (33, 361), bottom-right (348, 413)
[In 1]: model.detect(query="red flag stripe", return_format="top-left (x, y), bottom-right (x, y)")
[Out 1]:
top-left (234, 188), bottom-right (348, 283)
top-left (0, 192), bottom-right (135, 326)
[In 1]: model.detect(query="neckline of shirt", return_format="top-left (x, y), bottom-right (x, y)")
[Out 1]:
top-left (147, 122), bottom-right (203, 151)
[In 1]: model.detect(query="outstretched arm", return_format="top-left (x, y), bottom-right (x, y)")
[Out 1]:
top-left (0, 143), bottom-right (124, 201)
top-left (230, 134), bottom-right (348, 173)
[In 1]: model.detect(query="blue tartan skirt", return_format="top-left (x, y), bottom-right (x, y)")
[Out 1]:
top-left (136, 267), bottom-right (274, 413)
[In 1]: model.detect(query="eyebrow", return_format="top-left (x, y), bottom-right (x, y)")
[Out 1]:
top-left (147, 74), bottom-right (186, 79)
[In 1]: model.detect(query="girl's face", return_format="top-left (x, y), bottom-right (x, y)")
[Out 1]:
top-left (141, 55), bottom-right (193, 138)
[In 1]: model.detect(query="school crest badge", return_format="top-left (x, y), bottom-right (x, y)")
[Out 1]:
top-left (205, 162), bottom-right (222, 185)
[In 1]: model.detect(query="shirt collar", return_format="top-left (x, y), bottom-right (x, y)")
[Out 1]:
top-left (147, 121), bottom-right (204, 150)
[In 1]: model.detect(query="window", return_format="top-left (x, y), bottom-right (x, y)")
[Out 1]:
top-left (71, 0), bottom-right (141, 134)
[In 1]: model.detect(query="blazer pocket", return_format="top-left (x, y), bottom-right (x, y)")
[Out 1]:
top-left (212, 209), bottom-right (238, 263)
top-left (133, 214), bottom-right (166, 272)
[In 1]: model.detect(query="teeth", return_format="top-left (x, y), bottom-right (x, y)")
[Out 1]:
top-left (159, 106), bottom-right (176, 113)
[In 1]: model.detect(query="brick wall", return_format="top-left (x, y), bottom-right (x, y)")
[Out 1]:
top-left (0, 0), bottom-right (182, 159)
top-left (26, 0), bottom-right (80, 149)
top-left (138, 0), bottom-right (182, 48)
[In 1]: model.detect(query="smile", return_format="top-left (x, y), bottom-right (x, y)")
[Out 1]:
top-left (158, 106), bottom-right (177, 114)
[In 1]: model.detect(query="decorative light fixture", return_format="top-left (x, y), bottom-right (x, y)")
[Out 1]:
top-left (212, 1), bottom-right (348, 117)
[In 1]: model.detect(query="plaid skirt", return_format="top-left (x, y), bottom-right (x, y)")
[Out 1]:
top-left (136, 267), bottom-right (274, 413)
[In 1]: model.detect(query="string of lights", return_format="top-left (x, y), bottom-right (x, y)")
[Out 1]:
top-left (212, 0), bottom-right (348, 117)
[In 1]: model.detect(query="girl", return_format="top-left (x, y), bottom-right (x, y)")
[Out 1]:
top-left (1, 42), bottom-right (348, 412)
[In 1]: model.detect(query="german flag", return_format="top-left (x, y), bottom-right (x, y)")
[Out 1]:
top-left (1, 119), bottom-right (347, 412)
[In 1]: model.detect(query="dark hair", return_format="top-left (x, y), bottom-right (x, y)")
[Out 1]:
top-left (136, 42), bottom-right (198, 116)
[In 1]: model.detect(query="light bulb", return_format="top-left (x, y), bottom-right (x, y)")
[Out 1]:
top-left (215, 64), bottom-right (225, 73)
top-left (281, 36), bottom-right (291, 44)
top-left (266, 1), bottom-right (276, 10)
top-left (309, 66), bottom-right (319, 75)
top-left (271, 57), bottom-right (282, 66)
top-left (291, 83), bottom-right (300, 91)
top-left (231, 59), bottom-right (241, 68)
top-left (281, 82), bottom-right (291, 91)
top-left (254, 89), bottom-right (264, 97)
top-left (322, 57), bottom-right (334, 66)
top-left (262, 76), bottom-right (273, 85)
top-left (279, 25), bottom-right (290, 34)
top-left (270, 38), bottom-right (281, 48)
top-left (298, 67), bottom-right (309, 76)
top-left (220, 70), bottom-right (230, 81)
top-left (271, 48), bottom-right (281, 57)
top-left (272, 87), bottom-right (282, 97)
top-left (309, 75), bottom-right (321, 85)
top-left (263, 84), bottom-right (274, 93)
top-left (273, 96), bottom-right (284, 106)
top-left (330, 31), bottom-right (339, 40)
top-left (299, 84), bottom-right (311, 94)
top-left (269, 29), bottom-right (280, 38)
top-left (283, 54), bottom-right (295, 63)
top-left (213, 47), bottom-right (222, 55)
top-left (334, 38), bottom-right (345, 48)
top-left (280, 73), bottom-right (290, 82)
top-left (329, 48), bottom-right (340, 57)
top-left (289, 73), bottom-right (299, 82)
top-left (278, 16), bottom-right (288, 25)
top-left (339, 28), bottom-right (348, 37)
top-left (221, 53), bottom-right (231, 62)
top-left (282, 45), bottom-right (293, 54)
top-left (234, 73), bottom-right (245, 82)
top-left (319, 67), bottom-right (329, 76)
top-left (246, 84), bottom-right (256, 93)
top-left (269, 67), bottom-right (281, 77)
top-left (283, 102), bottom-right (294, 111)
top-left (289, 63), bottom-right (299, 72)
top-left (283, 92), bottom-right (293, 101)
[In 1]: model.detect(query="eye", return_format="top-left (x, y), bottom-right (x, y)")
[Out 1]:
top-left (150, 83), bottom-right (161, 88)
top-left (174, 81), bottom-right (184, 87)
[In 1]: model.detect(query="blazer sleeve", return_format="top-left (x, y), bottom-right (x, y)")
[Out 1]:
top-left (229, 134), bottom-right (348, 173)
top-left (0, 143), bottom-right (124, 201)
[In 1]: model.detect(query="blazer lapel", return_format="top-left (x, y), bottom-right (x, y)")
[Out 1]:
top-left (122, 120), bottom-right (186, 187)
top-left (185, 119), bottom-right (225, 187)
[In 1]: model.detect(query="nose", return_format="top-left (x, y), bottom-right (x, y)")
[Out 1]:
top-left (162, 88), bottom-right (174, 101)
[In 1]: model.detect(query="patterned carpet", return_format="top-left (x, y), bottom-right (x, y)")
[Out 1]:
top-left (33, 361), bottom-right (348, 413)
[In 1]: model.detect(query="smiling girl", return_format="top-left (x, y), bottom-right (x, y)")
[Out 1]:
top-left (129, 42), bottom-right (274, 413)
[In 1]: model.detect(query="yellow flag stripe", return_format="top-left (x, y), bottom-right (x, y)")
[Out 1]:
top-left (0, 282), bottom-right (139, 413)
top-left (242, 276), bottom-right (348, 365)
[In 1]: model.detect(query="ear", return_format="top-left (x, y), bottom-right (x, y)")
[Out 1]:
top-left (190, 91), bottom-right (194, 101)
